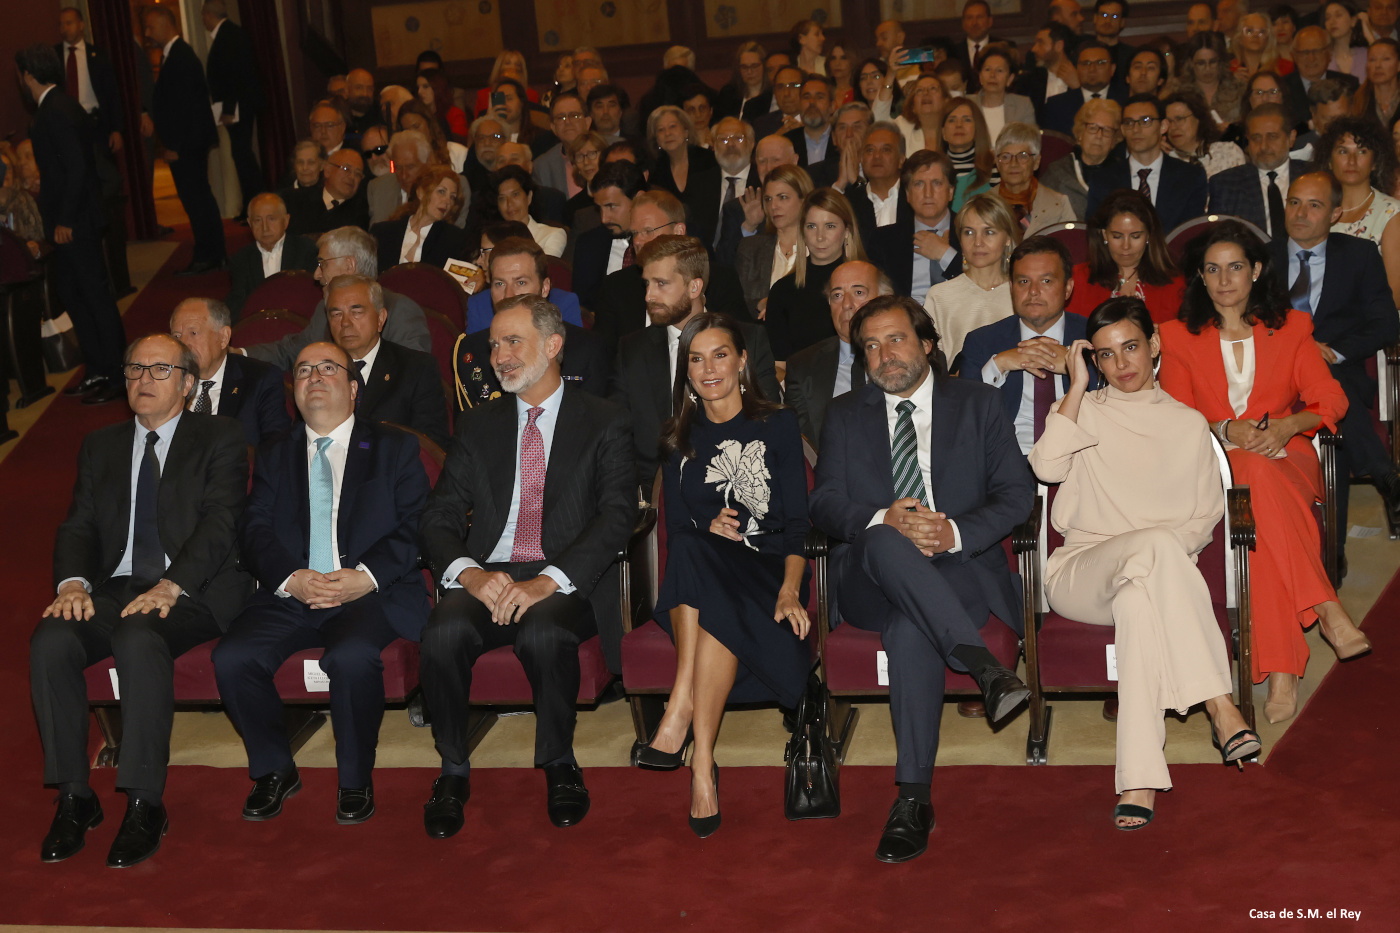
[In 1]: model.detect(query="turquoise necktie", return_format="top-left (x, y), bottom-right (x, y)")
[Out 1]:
top-left (308, 436), bottom-right (336, 573)
top-left (891, 400), bottom-right (927, 504)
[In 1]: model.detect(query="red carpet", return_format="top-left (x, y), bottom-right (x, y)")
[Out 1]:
top-left (2, 229), bottom-right (1397, 931)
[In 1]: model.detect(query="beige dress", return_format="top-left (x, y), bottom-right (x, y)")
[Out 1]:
top-left (922, 274), bottom-right (1013, 371)
top-left (1029, 384), bottom-right (1232, 794)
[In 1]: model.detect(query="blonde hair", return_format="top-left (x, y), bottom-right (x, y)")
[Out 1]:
top-left (637, 234), bottom-right (710, 288)
top-left (955, 193), bottom-right (1022, 275)
top-left (488, 50), bottom-right (529, 88)
top-left (761, 164), bottom-right (815, 234)
top-left (646, 105), bottom-right (695, 152)
top-left (794, 188), bottom-right (868, 287)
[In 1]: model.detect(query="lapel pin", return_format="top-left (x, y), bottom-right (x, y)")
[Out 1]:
top-left (231, 386), bottom-right (239, 394)
top-left (359, 441), bottom-right (371, 449)
top-left (384, 373), bottom-right (391, 381)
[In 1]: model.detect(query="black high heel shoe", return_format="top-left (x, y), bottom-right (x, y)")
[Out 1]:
top-left (689, 762), bottom-right (720, 838)
top-left (1213, 728), bottom-right (1262, 770)
top-left (630, 727), bottom-right (693, 771)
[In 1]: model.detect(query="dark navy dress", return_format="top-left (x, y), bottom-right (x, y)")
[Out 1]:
top-left (654, 406), bottom-right (811, 707)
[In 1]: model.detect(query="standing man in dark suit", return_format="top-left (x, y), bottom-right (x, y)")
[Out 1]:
top-left (785, 260), bottom-right (891, 448)
top-left (30, 334), bottom-right (251, 867)
top-left (201, 1), bottom-right (264, 219)
top-left (1274, 172), bottom-right (1400, 548)
top-left (1091, 0), bottom-right (1137, 76)
top-left (1041, 41), bottom-right (1128, 135)
top-left (809, 296), bottom-right (1034, 863)
top-left (418, 295), bottom-right (635, 838)
top-left (16, 44), bottom-right (127, 405)
top-left (1014, 23), bottom-right (1081, 123)
top-left (609, 236), bottom-right (781, 490)
top-left (325, 274), bottom-right (449, 448)
top-left (56, 7), bottom-right (131, 297)
top-left (170, 297), bottom-right (291, 446)
top-left (1087, 95), bottom-right (1208, 234)
top-left (959, 237), bottom-right (1094, 453)
top-left (1207, 104), bottom-right (1306, 240)
top-left (144, 5), bottom-right (225, 276)
top-left (214, 341), bottom-right (429, 824)
top-left (225, 192), bottom-right (320, 318)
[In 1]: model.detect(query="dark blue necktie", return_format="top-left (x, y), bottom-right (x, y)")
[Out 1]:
top-left (131, 430), bottom-right (164, 587)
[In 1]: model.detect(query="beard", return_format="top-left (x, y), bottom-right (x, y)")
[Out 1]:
top-left (646, 295), bottom-right (691, 327)
top-left (495, 346), bottom-right (550, 394)
top-left (869, 355), bottom-right (929, 395)
top-left (802, 108), bottom-right (829, 130)
top-left (716, 151), bottom-right (750, 175)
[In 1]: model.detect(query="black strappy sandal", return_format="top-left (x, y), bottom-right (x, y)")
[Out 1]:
top-left (1113, 803), bottom-right (1155, 831)
top-left (1213, 728), bottom-right (1263, 770)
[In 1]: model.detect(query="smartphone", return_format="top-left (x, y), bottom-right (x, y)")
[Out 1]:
top-left (490, 91), bottom-right (506, 108)
top-left (898, 46), bottom-right (940, 65)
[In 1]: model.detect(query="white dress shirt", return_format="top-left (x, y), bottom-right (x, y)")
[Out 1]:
top-left (276, 415), bottom-right (379, 595)
top-left (1127, 152), bottom-right (1164, 205)
top-left (865, 370), bottom-right (962, 550)
top-left (258, 235), bottom-right (286, 279)
top-left (1081, 86), bottom-right (1109, 104)
top-left (322, 187), bottom-right (344, 212)
top-left (353, 337), bottom-right (384, 381)
top-left (63, 39), bottom-right (99, 113)
top-left (606, 237), bottom-right (629, 275)
top-left (160, 36), bottom-right (177, 63)
top-left (869, 180), bottom-right (901, 227)
top-left (188, 355), bottom-right (228, 415)
top-left (1258, 161), bottom-right (1291, 231)
top-left (980, 315), bottom-right (1068, 454)
top-left (667, 323), bottom-right (683, 388)
top-left (1046, 72), bottom-right (1068, 101)
top-left (441, 382), bottom-right (575, 593)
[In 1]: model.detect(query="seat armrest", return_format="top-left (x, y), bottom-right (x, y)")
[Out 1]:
top-left (1226, 487), bottom-right (1256, 550)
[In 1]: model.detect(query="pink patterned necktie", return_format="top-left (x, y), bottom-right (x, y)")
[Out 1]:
top-left (510, 406), bottom-right (547, 561)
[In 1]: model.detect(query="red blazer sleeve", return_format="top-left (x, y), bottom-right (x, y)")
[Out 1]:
top-left (1284, 311), bottom-right (1348, 432)
top-left (1156, 320), bottom-right (1201, 411)
top-left (447, 106), bottom-right (470, 137)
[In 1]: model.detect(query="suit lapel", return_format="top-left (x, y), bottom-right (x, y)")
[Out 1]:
top-left (860, 386), bottom-right (895, 501)
top-left (646, 326), bottom-right (672, 419)
top-left (218, 353), bottom-right (244, 416)
top-left (543, 388), bottom-right (582, 522)
top-left (361, 339), bottom-right (392, 409)
top-left (112, 420), bottom-right (136, 551)
top-left (1313, 235), bottom-right (1340, 324)
top-left (485, 401), bottom-right (517, 523)
top-left (816, 338), bottom-right (840, 401)
top-left (338, 420), bottom-right (372, 548)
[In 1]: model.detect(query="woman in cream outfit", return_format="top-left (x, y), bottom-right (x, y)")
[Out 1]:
top-left (1030, 296), bottom-right (1261, 832)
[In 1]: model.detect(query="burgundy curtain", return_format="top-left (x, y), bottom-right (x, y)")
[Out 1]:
top-left (86, 0), bottom-right (157, 240)
top-left (238, 0), bottom-right (297, 192)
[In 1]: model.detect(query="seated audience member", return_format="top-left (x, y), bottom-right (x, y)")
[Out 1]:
top-left (286, 148), bottom-right (371, 237)
top-left (992, 123), bottom-right (1076, 234)
top-left (591, 189), bottom-right (749, 355)
top-left (170, 297), bottom-right (290, 446)
top-left (829, 102), bottom-right (874, 189)
top-left (1317, 116), bottom-right (1400, 308)
top-left (368, 130), bottom-right (468, 228)
top-left (571, 160), bottom-right (648, 307)
top-left (418, 295), bottom-right (634, 838)
top-left (766, 188), bottom-right (868, 360)
top-left (925, 193), bottom-right (1020, 368)
top-left (855, 56), bottom-right (903, 124)
top-left (717, 40), bottom-right (769, 122)
top-left (734, 164), bottom-right (813, 317)
top-left (785, 75), bottom-right (840, 187)
top-left (587, 83), bottom-right (628, 145)
top-left (1206, 103), bottom-right (1307, 239)
top-left (370, 163), bottom-right (468, 271)
top-left (1158, 221), bottom-right (1367, 726)
top-left (416, 66), bottom-right (468, 139)
top-left (896, 75), bottom-right (949, 157)
top-left (971, 45), bottom-right (1036, 142)
top-left (693, 115), bottom-right (758, 252)
top-left (934, 57), bottom-right (971, 97)
top-left (464, 115), bottom-right (508, 194)
top-left (717, 132), bottom-right (801, 264)
top-left (1028, 296), bottom-right (1261, 832)
top-left (1291, 78), bottom-right (1352, 160)
top-left (379, 85), bottom-right (415, 129)
top-left (1042, 41), bottom-right (1129, 136)
top-left (1040, 98), bottom-right (1123, 220)
top-left (1162, 91), bottom-right (1246, 178)
top-left (1087, 95), bottom-right (1208, 233)
top-left (610, 236), bottom-right (781, 490)
top-left (457, 237), bottom-right (606, 406)
top-left (960, 236), bottom-right (1090, 454)
top-left (650, 104), bottom-right (717, 197)
top-left (809, 295), bottom-right (1035, 863)
top-left (240, 227), bottom-right (431, 368)
top-left (784, 260), bottom-right (892, 448)
top-left (466, 226), bottom-right (584, 332)
top-left (845, 122), bottom-right (908, 244)
top-left (681, 82), bottom-right (717, 147)
top-left (1232, 12), bottom-right (1294, 78)
top-left (360, 125), bottom-right (392, 180)
top-left (1013, 23), bottom-right (1081, 122)
top-left (472, 49), bottom-right (541, 115)
top-left (634, 313), bottom-right (811, 838)
top-left (31, 334), bottom-right (250, 867)
top-left (213, 341), bottom-right (430, 826)
top-left (1284, 26), bottom-right (1358, 131)
top-left (562, 131), bottom-right (607, 227)
top-left (1071, 190), bottom-right (1184, 324)
top-left (939, 97), bottom-right (997, 208)
top-left (308, 99), bottom-right (349, 156)
top-left (488, 165), bottom-right (566, 257)
top-left (535, 92), bottom-right (591, 196)
top-left (345, 68), bottom-right (379, 137)
top-left (283, 139), bottom-right (325, 192)
top-left (397, 100), bottom-right (468, 173)
top-left (1125, 46), bottom-right (1169, 98)
top-left (1175, 31), bottom-right (1244, 127)
top-left (323, 273), bottom-right (449, 449)
top-left (1272, 171), bottom-right (1400, 542)
top-left (226, 192), bottom-right (320, 318)
top-left (494, 143), bottom-right (569, 225)
top-left (751, 65), bottom-right (805, 140)
top-left (872, 150), bottom-right (965, 299)
top-left (491, 78), bottom-right (554, 159)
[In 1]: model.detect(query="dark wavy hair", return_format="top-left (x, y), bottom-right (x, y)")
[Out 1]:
top-left (1177, 219), bottom-right (1288, 333)
top-left (660, 313), bottom-right (781, 460)
top-left (849, 295), bottom-right (946, 378)
top-left (1086, 189), bottom-right (1180, 289)
top-left (1086, 295), bottom-right (1156, 343)
top-left (1162, 90), bottom-right (1222, 150)
top-left (853, 57), bottom-right (904, 114)
top-left (1313, 115), bottom-right (1397, 195)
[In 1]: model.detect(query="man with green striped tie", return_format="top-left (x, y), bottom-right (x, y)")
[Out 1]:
top-left (810, 295), bottom-right (1035, 864)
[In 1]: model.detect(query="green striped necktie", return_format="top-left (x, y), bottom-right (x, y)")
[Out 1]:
top-left (891, 399), bottom-right (927, 504)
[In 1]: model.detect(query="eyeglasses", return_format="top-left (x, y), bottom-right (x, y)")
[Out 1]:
top-left (310, 121), bottom-right (344, 132)
top-left (1241, 27), bottom-right (1268, 37)
top-left (362, 144), bottom-right (389, 157)
top-left (573, 149), bottom-right (600, 161)
top-left (327, 162), bottom-right (364, 179)
top-left (1121, 115), bottom-right (1160, 127)
top-left (1082, 123), bottom-right (1116, 136)
top-left (553, 112), bottom-right (587, 122)
top-left (316, 255), bottom-right (351, 268)
top-left (629, 220), bottom-right (679, 239)
top-left (1250, 87), bottom-right (1282, 97)
top-left (715, 134), bottom-right (749, 144)
top-left (776, 82), bottom-right (804, 90)
top-left (996, 151), bottom-right (1035, 164)
top-left (1079, 58), bottom-right (1112, 67)
top-left (1097, 11), bottom-right (1122, 19)
top-left (122, 362), bottom-right (188, 381)
top-left (474, 133), bottom-right (506, 143)
top-left (293, 360), bottom-right (352, 380)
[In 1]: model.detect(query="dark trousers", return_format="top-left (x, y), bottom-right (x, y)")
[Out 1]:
top-left (420, 562), bottom-right (595, 770)
top-left (50, 227), bottom-right (125, 380)
top-left (167, 147), bottom-right (226, 265)
top-left (225, 117), bottom-right (263, 216)
top-left (837, 525), bottom-right (988, 784)
top-left (213, 592), bottom-right (398, 788)
top-left (1332, 363), bottom-right (1395, 555)
top-left (29, 577), bottom-right (221, 795)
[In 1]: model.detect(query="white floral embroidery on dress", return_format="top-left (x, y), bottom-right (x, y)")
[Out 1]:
top-left (702, 439), bottom-right (770, 546)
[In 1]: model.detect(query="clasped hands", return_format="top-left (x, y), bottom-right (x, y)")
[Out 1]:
top-left (286, 568), bottom-right (375, 609)
top-left (458, 567), bottom-right (558, 625)
top-left (995, 336), bottom-right (1071, 379)
top-left (711, 508), bottom-right (811, 637)
top-left (1225, 416), bottom-right (1296, 457)
top-left (43, 578), bottom-right (184, 622)
top-left (884, 498), bottom-right (955, 557)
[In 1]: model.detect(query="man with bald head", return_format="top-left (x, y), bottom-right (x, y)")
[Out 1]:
top-left (1050, 0), bottom-right (1086, 34)
top-left (202, 0), bottom-right (263, 217)
top-left (1283, 26), bottom-right (1358, 132)
top-left (171, 296), bottom-right (289, 444)
top-left (226, 193), bottom-right (320, 316)
top-left (345, 68), bottom-right (377, 136)
top-left (287, 148), bottom-right (370, 237)
top-left (785, 260), bottom-right (893, 448)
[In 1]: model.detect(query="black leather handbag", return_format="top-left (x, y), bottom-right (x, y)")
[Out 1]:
top-left (784, 672), bottom-right (840, 820)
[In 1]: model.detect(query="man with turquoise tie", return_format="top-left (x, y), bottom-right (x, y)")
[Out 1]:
top-left (213, 341), bottom-right (430, 825)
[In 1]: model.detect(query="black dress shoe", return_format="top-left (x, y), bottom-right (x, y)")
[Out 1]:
top-left (974, 664), bottom-right (1030, 724)
top-left (81, 383), bottom-right (127, 405)
top-left (40, 792), bottom-right (103, 862)
top-left (336, 784), bottom-right (375, 824)
top-left (63, 375), bottom-right (107, 397)
top-left (874, 796), bottom-right (934, 863)
top-left (106, 799), bottom-right (167, 868)
top-left (242, 768), bottom-right (301, 820)
top-left (423, 775), bottom-right (470, 839)
top-left (173, 259), bottom-right (222, 277)
top-left (543, 763), bottom-right (590, 828)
